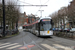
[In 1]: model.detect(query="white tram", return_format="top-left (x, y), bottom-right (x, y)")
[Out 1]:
top-left (23, 17), bottom-right (53, 36)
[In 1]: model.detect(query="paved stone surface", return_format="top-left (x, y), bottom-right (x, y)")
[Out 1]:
top-left (0, 29), bottom-right (75, 50)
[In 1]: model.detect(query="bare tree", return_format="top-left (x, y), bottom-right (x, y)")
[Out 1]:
top-left (49, 7), bottom-right (68, 28)
top-left (68, 4), bottom-right (75, 27)
top-left (5, 1), bottom-right (20, 29)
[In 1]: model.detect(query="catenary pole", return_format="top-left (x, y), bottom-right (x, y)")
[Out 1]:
top-left (2, 0), bottom-right (5, 37)
top-left (39, 10), bottom-right (44, 17)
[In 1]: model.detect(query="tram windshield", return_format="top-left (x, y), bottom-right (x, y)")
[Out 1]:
top-left (40, 19), bottom-right (52, 31)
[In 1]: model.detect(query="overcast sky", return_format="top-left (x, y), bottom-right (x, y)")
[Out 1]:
top-left (5, 0), bottom-right (73, 17)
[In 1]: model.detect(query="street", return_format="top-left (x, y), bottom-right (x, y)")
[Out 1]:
top-left (0, 29), bottom-right (75, 50)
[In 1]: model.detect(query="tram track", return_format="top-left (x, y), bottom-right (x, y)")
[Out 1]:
top-left (27, 36), bottom-right (46, 50)
top-left (30, 37), bottom-right (52, 50)
top-left (41, 36), bottom-right (73, 47)
top-left (22, 32), bottom-right (55, 50)
top-left (21, 31), bottom-right (44, 50)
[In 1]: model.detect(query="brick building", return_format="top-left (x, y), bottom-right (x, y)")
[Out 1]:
top-left (24, 13), bottom-right (38, 24)
top-left (18, 12), bottom-right (39, 27)
top-left (18, 13), bottom-right (25, 26)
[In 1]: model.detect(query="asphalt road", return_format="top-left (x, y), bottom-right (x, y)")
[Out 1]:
top-left (0, 29), bottom-right (75, 50)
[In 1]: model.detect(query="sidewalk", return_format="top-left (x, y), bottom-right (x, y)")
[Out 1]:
top-left (0, 32), bottom-right (19, 40)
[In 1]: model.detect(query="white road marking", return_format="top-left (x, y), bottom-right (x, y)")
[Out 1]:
top-left (0, 43), bottom-right (18, 49)
top-left (53, 44), bottom-right (72, 50)
top-left (7, 45), bottom-right (22, 49)
top-left (41, 44), bottom-right (57, 50)
top-left (0, 43), bottom-right (10, 46)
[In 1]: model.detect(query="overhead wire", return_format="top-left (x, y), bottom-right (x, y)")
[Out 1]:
top-left (17, 0), bottom-right (34, 13)
top-left (43, 0), bottom-right (49, 4)
top-left (17, 0), bottom-right (33, 5)
top-left (35, 7), bottom-right (41, 14)
top-left (40, 0), bottom-right (41, 4)
top-left (35, 0), bottom-right (42, 15)
top-left (17, 0), bottom-right (48, 16)
top-left (35, 0), bottom-right (49, 16)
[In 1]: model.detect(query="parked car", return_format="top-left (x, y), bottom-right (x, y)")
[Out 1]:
top-left (70, 28), bottom-right (75, 32)
top-left (55, 28), bottom-right (59, 31)
top-left (64, 28), bottom-right (70, 32)
top-left (58, 28), bottom-right (63, 32)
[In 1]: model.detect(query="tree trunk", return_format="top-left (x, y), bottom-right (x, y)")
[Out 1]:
top-left (12, 22), bottom-right (14, 29)
top-left (63, 16), bottom-right (65, 29)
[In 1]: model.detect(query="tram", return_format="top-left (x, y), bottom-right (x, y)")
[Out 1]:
top-left (23, 17), bottom-right (53, 36)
